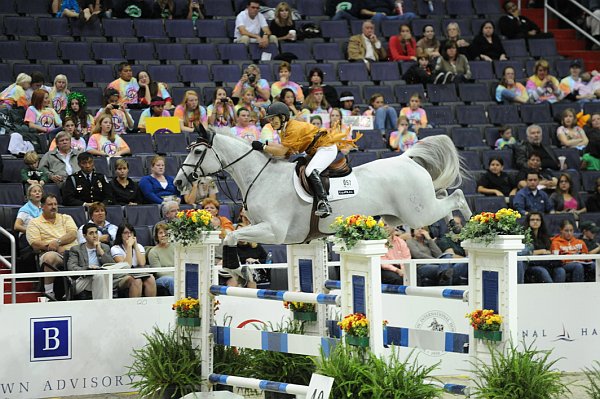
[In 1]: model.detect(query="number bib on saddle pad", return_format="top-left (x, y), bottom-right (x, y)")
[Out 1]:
top-left (293, 172), bottom-right (359, 203)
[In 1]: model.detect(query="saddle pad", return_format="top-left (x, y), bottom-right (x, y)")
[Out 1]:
top-left (293, 172), bottom-right (359, 203)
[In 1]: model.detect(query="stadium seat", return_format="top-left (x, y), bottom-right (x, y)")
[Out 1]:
top-left (44, 184), bottom-right (62, 204)
top-left (484, 127), bottom-right (502, 149)
top-left (460, 150), bottom-right (482, 170)
top-left (76, 87), bottom-right (103, 109)
top-left (105, 205), bottom-right (125, 226)
top-left (468, 61), bottom-right (495, 81)
top-left (110, 156), bottom-right (146, 179)
top-left (211, 64), bottom-right (241, 83)
top-left (187, 43), bottom-right (220, 61)
top-left (458, 83), bottom-right (492, 103)
top-left (423, 105), bottom-right (455, 125)
top-left (0, 64), bottom-right (11, 83)
top-left (217, 179), bottom-right (242, 201)
top-left (4, 16), bottom-right (39, 39)
top-left (102, 19), bottom-right (136, 40)
top-left (445, 0), bottom-right (474, 16)
top-left (156, 43), bottom-right (187, 62)
top-left (203, 0), bottom-right (236, 17)
top-left (312, 43), bottom-right (345, 62)
top-left (71, 19), bottom-right (104, 38)
top-left (418, 128), bottom-right (448, 139)
top-left (59, 42), bottom-right (93, 64)
top-left (554, 148), bottom-right (582, 171)
top-left (451, 127), bottom-right (485, 149)
top-left (334, 85), bottom-right (363, 104)
top-left (16, 2), bottom-right (50, 14)
top-left (320, 20), bottom-right (350, 40)
top-left (179, 64), bottom-right (211, 85)
top-left (2, 159), bottom-right (24, 183)
top-left (411, 19), bottom-right (437, 37)
top-left (93, 158), bottom-right (110, 177)
top-left (520, 103), bottom-right (552, 124)
top-left (0, 0), bottom-right (16, 14)
top-left (417, 0), bottom-right (445, 16)
top-left (487, 104), bottom-right (521, 125)
top-left (124, 42), bottom-right (156, 62)
top-left (363, 86), bottom-right (396, 105)
top-left (582, 171), bottom-right (600, 192)
top-left (555, 58), bottom-right (584, 77)
top-left (456, 104), bottom-right (488, 126)
top-left (370, 62), bottom-right (401, 82)
top-left (394, 83), bottom-right (425, 105)
top-left (165, 19), bottom-right (197, 41)
top-left (545, 213), bottom-right (577, 236)
top-left (59, 206), bottom-right (87, 226)
top-left (147, 65), bottom-right (180, 86)
top-left (91, 42), bottom-right (124, 61)
top-left (133, 19), bottom-right (167, 39)
top-left (196, 20), bottom-right (229, 40)
top-left (133, 225), bottom-right (153, 247)
top-left (426, 84), bottom-right (460, 104)
top-left (473, 0), bottom-right (502, 15)
top-left (145, 155), bottom-right (179, 177)
top-left (125, 205), bottom-right (161, 226)
top-left (280, 42), bottom-right (313, 60)
top-left (218, 43), bottom-right (249, 61)
top-left (248, 43), bottom-right (279, 61)
top-left (551, 102), bottom-right (580, 121)
top-left (473, 196), bottom-right (507, 213)
top-left (441, 18), bottom-right (472, 36)
top-left (0, 41), bottom-right (26, 61)
top-left (14, 63), bottom-right (47, 80)
top-left (357, 130), bottom-right (387, 151)
top-left (305, 63), bottom-right (336, 83)
top-left (82, 64), bottom-right (115, 85)
top-left (528, 38), bottom-right (558, 58)
top-left (493, 60), bottom-right (525, 79)
top-left (503, 39), bottom-right (529, 59)
top-left (154, 134), bottom-right (189, 155)
top-left (348, 152), bottom-right (377, 166)
top-left (584, 103), bottom-right (600, 115)
top-left (26, 41), bottom-right (60, 62)
top-left (296, 0), bottom-right (325, 17)
top-left (48, 64), bottom-right (81, 86)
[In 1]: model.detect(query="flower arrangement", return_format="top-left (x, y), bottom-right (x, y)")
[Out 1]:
top-left (167, 209), bottom-right (216, 246)
top-left (466, 309), bottom-right (503, 332)
top-left (172, 297), bottom-right (200, 319)
top-left (338, 313), bottom-right (370, 337)
top-left (454, 208), bottom-right (530, 245)
top-left (283, 301), bottom-right (316, 313)
top-left (330, 214), bottom-right (388, 250)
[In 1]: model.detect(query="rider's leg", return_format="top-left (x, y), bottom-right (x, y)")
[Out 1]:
top-left (306, 145), bottom-right (337, 218)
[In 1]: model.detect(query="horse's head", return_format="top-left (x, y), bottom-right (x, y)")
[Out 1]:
top-left (174, 126), bottom-right (221, 194)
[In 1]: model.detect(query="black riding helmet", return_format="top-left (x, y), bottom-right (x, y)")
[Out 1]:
top-left (265, 101), bottom-right (290, 122)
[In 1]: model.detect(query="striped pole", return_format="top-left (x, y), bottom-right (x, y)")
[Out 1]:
top-left (209, 373), bottom-right (309, 395)
top-left (426, 379), bottom-right (470, 396)
top-left (324, 280), bottom-right (468, 301)
top-left (210, 285), bottom-right (341, 306)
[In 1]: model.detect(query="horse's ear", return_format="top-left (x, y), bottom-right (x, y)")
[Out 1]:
top-left (194, 124), bottom-right (214, 145)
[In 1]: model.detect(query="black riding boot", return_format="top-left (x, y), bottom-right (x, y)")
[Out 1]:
top-left (221, 245), bottom-right (253, 287)
top-left (307, 170), bottom-right (332, 218)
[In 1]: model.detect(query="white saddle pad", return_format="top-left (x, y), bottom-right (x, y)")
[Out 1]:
top-left (293, 171), bottom-right (359, 203)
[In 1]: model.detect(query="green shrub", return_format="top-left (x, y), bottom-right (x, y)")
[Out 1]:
top-left (469, 341), bottom-right (570, 399)
top-left (583, 361), bottom-right (600, 399)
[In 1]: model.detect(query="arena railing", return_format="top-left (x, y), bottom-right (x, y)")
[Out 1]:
top-left (544, 0), bottom-right (600, 48)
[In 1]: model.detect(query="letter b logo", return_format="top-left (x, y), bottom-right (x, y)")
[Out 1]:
top-left (31, 317), bottom-right (72, 361)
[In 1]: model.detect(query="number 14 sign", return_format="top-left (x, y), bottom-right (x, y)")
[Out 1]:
top-left (306, 374), bottom-right (334, 399)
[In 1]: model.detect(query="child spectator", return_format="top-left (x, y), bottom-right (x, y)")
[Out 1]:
top-left (49, 117), bottom-right (87, 152)
top-left (207, 87), bottom-right (236, 128)
top-left (330, 108), bottom-right (342, 128)
top-left (230, 108), bottom-right (261, 142)
top-left (310, 115), bottom-right (323, 128)
top-left (363, 93), bottom-right (397, 130)
top-left (303, 87), bottom-right (331, 115)
top-left (234, 87), bottom-right (266, 120)
top-left (87, 114), bottom-right (131, 158)
top-left (49, 74), bottom-right (70, 114)
top-left (24, 89), bottom-right (62, 134)
top-left (137, 70), bottom-right (172, 109)
top-left (271, 62), bottom-right (304, 102)
top-left (557, 108), bottom-right (589, 150)
top-left (572, 72), bottom-right (599, 102)
top-left (402, 51), bottom-right (435, 84)
top-left (279, 88), bottom-right (307, 121)
top-left (338, 91), bottom-right (360, 117)
top-left (21, 151), bottom-right (50, 189)
top-left (96, 88), bottom-right (134, 135)
top-left (174, 90), bottom-right (208, 133)
top-left (64, 92), bottom-right (94, 136)
top-left (138, 97), bottom-right (171, 134)
top-left (389, 115), bottom-right (418, 152)
top-left (0, 73), bottom-right (31, 109)
top-left (399, 93), bottom-right (428, 133)
top-left (495, 126), bottom-right (517, 150)
top-left (107, 62), bottom-right (140, 106)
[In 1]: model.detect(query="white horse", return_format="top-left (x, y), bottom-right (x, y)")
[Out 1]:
top-left (174, 127), bottom-right (471, 246)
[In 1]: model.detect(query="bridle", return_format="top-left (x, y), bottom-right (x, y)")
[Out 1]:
top-left (178, 137), bottom-right (271, 210)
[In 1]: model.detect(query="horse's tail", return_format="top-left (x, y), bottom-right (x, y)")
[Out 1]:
top-left (403, 135), bottom-right (468, 191)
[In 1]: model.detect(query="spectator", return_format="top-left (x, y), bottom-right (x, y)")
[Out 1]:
top-left (49, 74), bottom-right (70, 114)
top-left (279, 88), bottom-right (308, 120)
top-left (114, 0), bottom-right (152, 18)
top-left (515, 152), bottom-right (558, 191)
top-left (572, 71), bottom-right (600, 102)
top-left (513, 172), bottom-right (554, 215)
top-left (303, 67), bottom-right (339, 108)
top-left (399, 93), bottom-right (428, 133)
top-left (304, 87), bottom-right (332, 116)
top-left (62, 152), bottom-right (113, 206)
top-left (67, 222), bottom-right (116, 300)
top-left (110, 159), bottom-right (143, 205)
top-left (329, 107), bottom-right (343, 128)
top-left (202, 198), bottom-right (234, 239)
top-left (310, 115), bottom-right (323, 128)
top-left (416, 24), bottom-right (441, 58)
top-left (269, 2), bottom-right (297, 42)
top-left (389, 24), bottom-right (417, 61)
top-left (139, 155), bottom-right (180, 204)
top-left (231, 108), bottom-right (261, 141)
top-left (559, 60), bottom-right (584, 99)
top-left (234, 87), bottom-right (266, 121)
top-left (523, 212), bottom-right (555, 283)
top-left (362, 92), bottom-right (396, 130)
top-left (583, 113), bottom-right (600, 170)
top-left (513, 124), bottom-right (561, 170)
top-left (380, 221), bottom-right (410, 285)
top-left (160, 200), bottom-right (180, 223)
top-left (79, 0), bottom-right (112, 19)
top-left (107, 62), bottom-right (140, 107)
top-left (21, 151), bottom-right (49, 189)
top-left (580, 221), bottom-right (600, 255)
top-left (402, 51), bottom-right (435, 85)
top-left (234, 0), bottom-right (278, 47)
top-left (148, 222), bottom-right (175, 295)
top-left (25, 72), bottom-right (52, 103)
top-left (138, 97), bottom-right (171, 134)
top-left (87, 114), bottom-right (131, 158)
top-left (526, 59), bottom-right (564, 104)
top-left (232, 64), bottom-right (271, 108)
top-left (434, 41), bottom-right (471, 84)
top-left (26, 194), bottom-right (78, 301)
top-left (338, 91), bottom-right (360, 116)
top-left (76, 201), bottom-right (118, 245)
top-left (444, 22), bottom-right (471, 59)
top-left (207, 87), bottom-right (236, 128)
top-left (39, 131), bottom-right (81, 187)
top-left (359, 0), bottom-right (415, 24)
top-left (499, 1), bottom-right (553, 40)
top-left (331, 0), bottom-right (361, 21)
top-left (24, 89), bottom-right (62, 134)
top-left (550, 220), bottom-right (587, 282)
top-left (477, 157), bottom-right (516, 197)
top-left (436, 215), bottom-right (468, 285)
top-left (53, 0), bottom-right (84, 19)
top-left (494, 126), bottom-right (517, 150)
top-left (271, 62), bottom-right (304, 102)
top-left (111, 223), bottom-right (157, 297)
top-left (63, 92), bottom-right (94, 136)
top-left (137, 71), bottom-right (172, 109)
top-left (586, 177), bottom-right (600, 211)
top-left (153, 0), bottom-right (176, 18)
top-left (174, 90), bottom-right (208, 133)
top-left (187, 0), bottom-right (203, 20)
top-left (405, 227), bottom-right (451, 286)
top-left (495, 66), bottom-right (529, 104)
top-left (388, 115), bottom-right (417, 152)
top-left (14, 183), bottom-right (43, 236)
top-left (470, 20), bottom-right (507, 62)
top-left (0, 73), bottom-right (31, 109)
top-left (183, 175), bottom-right (218, 205)
top-left (550, 173), bottom-right (586, 216)
top-left (557, 108), bottom-right (589, 150)
top-left (96, 88), bottom-right (134, 135)
top-left (49, 117), bottom-right (87, 152)
top-left (348, 20), bottom-right (387, 67)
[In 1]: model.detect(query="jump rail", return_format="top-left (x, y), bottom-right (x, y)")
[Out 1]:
top-left (324, 280), bottom-right (469, 301)
top-left (209, 285), bottom-right (341, 306)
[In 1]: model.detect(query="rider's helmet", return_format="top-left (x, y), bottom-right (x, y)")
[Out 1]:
top-left (265, 102), bottom-right (290, 123)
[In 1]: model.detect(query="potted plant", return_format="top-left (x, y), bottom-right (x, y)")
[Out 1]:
top-left (128, 327), bottom-right (202, 399)
top-left (283, 301), bottom-right (317, 321)
top-left (466, 309), bottom-right (503, 341)
top-left (338, 313), bottom-right (370, 347)
top-left (167, 208), bottom-right (217, 246)
top-left (173, 297), bottom-right (201, 327)
top-left (455, 208), bottom-right (531, 246)
top-left (330, 214), bottom-right (388, 251)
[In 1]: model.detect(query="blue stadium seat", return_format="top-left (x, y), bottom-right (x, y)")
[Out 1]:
top-left (545, 213), bottom-right (577, 236)
top-left (334, 85), bottom-right (363, 104)
top-left (82, 65), bottom-right (115, 85)
top-left (124, 42), bottom-right (156, 62)
top-left (280, 42), bottom-right (313, 60)
top-left (528, 38), bottom-right (558, 58)
top-left (426, 84), bottom-right (459, 104)
top-left (203, 0), bottom-right (235, 17)
top-left (555, 59), bottom-right (584, 77)
top-left (196, 20), bottom-right (229, 40)
top-left (305, 63), bottom-right (336, 83)
top-left (105, 205), bottom-right (125, 226)
top-left (520, 103), bottom-right (552, 124)
top-left (456, 104), bottom-right (488, 125)
top-left (338, 62), bottom-right (370, 82)
top-left (0, 41), bottom-right (26, 60)
top-left (503, 39), bottom-right (529, 59)
top-left (179, 64), bottom-right (211, 85)
top-left (493, 60), bottom-right (525, 79)
top-left (26, 41), bottom-right (60, 61)
top-left (473, 0), bottom-right (502, 15)
top-left (93, 158), bottom-right (110, 178)
top-left (59, 206), bottom-right (87, 226)
top-left (4, 16), bottom-right (39, 38)
top-left (59, 42), bottom-right (93, 64)
top-left (441, 18), bottom-right (472, 36)
top-left (459, 150), bottom-right (482, 170)
top-left (357, 130), bottom-right (387, 151)
top-left (417, 0), bottom-right (445, 16)
top-left (165, 19), bottom-right (197, 40)
top-left (458, 82), bottom-right (492, 103)
top-left (48, 64), bottom-right (81, 87)
top-left (320, 20), bottom-right (350, 40)
top-left (134, 19), bottom-right (167, 39)
top-left (484, 127), bottom-right (502, 149)
top-left (102, 19), bottom-right (136, 39)
top-left (411, 19), bottom-right (437, 37)
top-left (0, 0), bottom-right (16, 14)
top-left (423, 105), bottom-right (455, 125)
top-left (76, 87), bottom-right (103, 109)
top-left (370, 62), bottom-right (401, 82)
top-left (296, 0), bottom-right (325, 17)
top-left (125, 205), bottom-right (161, 226)
top-left (187, 43), bottom-right (220, 61)
top-left (2, 159), bottom-right (24, 183)
top-left (348, 152), bottom-right (377, 166)
top-left (133, 225), bottom-right (153, 247)
top-left (468, 61), bottom-right (495, 81)
top-left (445, 0), bottom-right (474, 16)
top-left (91, 42), bottom-right (124, 61)
top-left (0, 64), bottom-right (11, 83)
top-left (473, 196), bottom-right (507, 213)
top-left (554, 148), bottom-right (582, 172)
top-left (418, 128), bottom-right (448, 139)
top-left (312, 43), bottom-right (344, 61)
top-left (44, 184), bottom-right (62, 204)
top-left (242, 62), bottom-right (273, 82)
top-left (123, 135), bottom-right (155, 155)
top-left (16, 2), bottom-right (49, 14)
top-left (145, 156), bottom-right (179, 177)
top-left (14, 63), bottom-right (47, 80)
top-left (211, 64), bottom-right (242, 83)
top-left (0, 136), bottom-right (10, 156)
top-left (363, 86), bottom-right (396, 105)
top-left (487, 104), bottom-right (521, 125)
top-left (248, 43), bottom-right (279, 61)
top-left (584, 103), bottom-right (600, 115)
top-left (218, 43), bottom-right (249, 61)
top-left (72, 19), bottom-right (103, 38)
top-left (394, 83), bottom-right (425, 105)
top-left (154, 134), bottom-right (189, 155)
top-left (582, 171), bottom-right (600, 192)
top-left (147, 65), bottom-right (180, 86)
top-left (156, 43), bottom-right (187, 62)
top-left (451, 127), bottom-right (485, 149)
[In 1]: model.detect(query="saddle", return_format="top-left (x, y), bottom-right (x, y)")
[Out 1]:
top-left (294, 155), bottom-right (352, 196)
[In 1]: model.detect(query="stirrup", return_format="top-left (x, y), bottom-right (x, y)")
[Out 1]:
top-left (315, 200), bottom-right (332, 218)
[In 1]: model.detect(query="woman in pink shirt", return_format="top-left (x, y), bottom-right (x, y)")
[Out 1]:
top-left (381, 221), bottom-right (411, 285)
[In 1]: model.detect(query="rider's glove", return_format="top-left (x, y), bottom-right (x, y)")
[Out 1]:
top-left (251, 141), bottom-right (265, 151)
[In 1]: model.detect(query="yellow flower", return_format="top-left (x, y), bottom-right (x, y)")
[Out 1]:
top-left (366, 219), bottom-right (376, 228)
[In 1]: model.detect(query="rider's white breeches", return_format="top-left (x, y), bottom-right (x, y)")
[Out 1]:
top-left (306, 144), bottom-right (337, 176)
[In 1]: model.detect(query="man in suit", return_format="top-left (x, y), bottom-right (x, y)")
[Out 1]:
top-left (347, 20), bottom-right (387, 67)
top-left (67, 223), bottom-right (115, 299)
top-left (62, 152), bottom-right (113, 206)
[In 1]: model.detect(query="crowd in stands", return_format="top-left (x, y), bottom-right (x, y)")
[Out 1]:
top-left (2, 0), bottom-right (600, 300)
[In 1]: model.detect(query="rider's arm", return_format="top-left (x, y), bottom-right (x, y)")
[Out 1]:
top-left (264, 143), bottom-right (290, 157)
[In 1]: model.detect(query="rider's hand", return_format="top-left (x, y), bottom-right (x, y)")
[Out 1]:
top-left (251, 141), bottom-right (265, 151)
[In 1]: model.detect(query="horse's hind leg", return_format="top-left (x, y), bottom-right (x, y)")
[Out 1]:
top-left (444, 189), bottom-right (471, 221)
top-left (402, 189), bottom-right (472, 228)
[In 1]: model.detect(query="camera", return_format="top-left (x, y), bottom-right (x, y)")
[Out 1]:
top-left (247, 74), bottom-right (256, 84)
top-left (219, 98), bottom-right (229, 104)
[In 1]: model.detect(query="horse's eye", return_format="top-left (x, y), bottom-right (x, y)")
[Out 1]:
top-left (194, 148), bottom-right (202, 154)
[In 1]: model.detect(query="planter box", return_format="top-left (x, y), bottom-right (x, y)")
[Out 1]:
top-left (345, 335), bottom-right (369, 347)
top-left (177, 317), bottom-right (201, 327)
top-left (474, 329), bottom-right (502, 342)
top-left (333, 239), bottom-right (388, 256)
top-left (293, 311), bottom-right (317, 321)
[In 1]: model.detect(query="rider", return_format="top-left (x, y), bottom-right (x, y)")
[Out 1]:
top-left (250, 102), bottom-right (355, 218)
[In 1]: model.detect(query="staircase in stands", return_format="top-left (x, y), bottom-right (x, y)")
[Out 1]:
top-left (1, 268), bottom-right (42, 304)
top-left (522, 7), bottom-right (600, 71)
